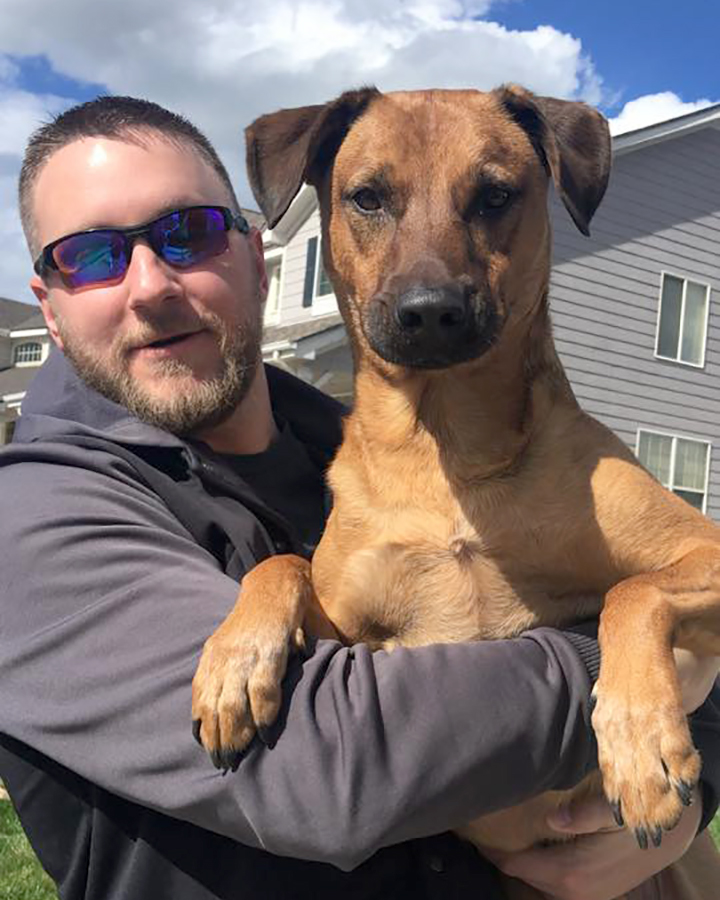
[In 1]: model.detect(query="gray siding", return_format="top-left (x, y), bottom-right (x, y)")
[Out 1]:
top-left (0, 338), bottom-right (12, 369)
top-left (549, 127), bottom-right (720, 518)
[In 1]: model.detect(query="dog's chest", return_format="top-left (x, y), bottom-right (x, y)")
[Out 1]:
top-left (315, 495), bottom-right (606, 647)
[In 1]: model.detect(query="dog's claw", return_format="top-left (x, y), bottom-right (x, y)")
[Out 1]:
top-left (192, 719), bottom-right (202, 746)
top-left (257, 725), bottom-right (274, 748)
top-left (611, 800), bottom-right (624, 828)
top-left (209, 749), bottom-right (225, 771)
top-left (651, 826), bottom-right (663, 848)
top-left (217, 749), bottom-right (243, 773)
top-left (635, 828), bottom-right (649, 850)
top-left (677, 780), bottom-right (694, 807)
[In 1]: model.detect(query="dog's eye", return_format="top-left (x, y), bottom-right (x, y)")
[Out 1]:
top-left (484, 186), bottom-right (511, 209)
top-left (352, 188), bottom-right (383, 212)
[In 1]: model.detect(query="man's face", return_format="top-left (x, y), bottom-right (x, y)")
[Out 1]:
top-left (30, 133), bottom-right (268, 435)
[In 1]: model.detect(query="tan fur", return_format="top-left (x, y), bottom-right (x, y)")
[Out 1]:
top-left (192, 86), bottom-right (720, 898)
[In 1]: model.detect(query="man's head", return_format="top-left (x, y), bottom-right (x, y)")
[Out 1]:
top-left (22, 96), bottom-right (268, 436)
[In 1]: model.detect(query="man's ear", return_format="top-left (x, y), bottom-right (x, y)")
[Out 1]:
top-left (33, 279), bottom-right (64, 349)
top-left (494, 84), bottom-right (612, 236)
top-left (245, 87), bottom-right (380, 228)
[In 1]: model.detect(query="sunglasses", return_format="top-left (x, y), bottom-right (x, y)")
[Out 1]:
top-left (34, 205), bottom-right (250, 290)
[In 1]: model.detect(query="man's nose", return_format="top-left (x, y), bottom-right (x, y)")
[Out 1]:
top-left (126, 240), bottom-right (182, 310)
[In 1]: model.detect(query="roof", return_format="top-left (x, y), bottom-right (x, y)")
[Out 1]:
top-left (613, 103), bottom-right (720, 156)
top-left (241, 206), bottom-right (265, 231)
top-left (0, 365), bottom-right (41, 399)
top-left (0, 297), bottom-right (39, 331)
top-left (12, 312), bottom-right (47, 331)
top-left (262, 313), bottom-right (344, 347)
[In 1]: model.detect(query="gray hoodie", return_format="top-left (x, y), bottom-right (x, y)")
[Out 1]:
top-left (0, 349), bottom-right (717, 900)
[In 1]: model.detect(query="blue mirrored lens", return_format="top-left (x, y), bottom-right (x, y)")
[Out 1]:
top-left (153, 208), bottom-right (228, 267)
top-left (53, 231), bottom-right (127, 288)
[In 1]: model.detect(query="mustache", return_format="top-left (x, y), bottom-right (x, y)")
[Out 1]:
top-left (118, 310), bottom-right (222, 354)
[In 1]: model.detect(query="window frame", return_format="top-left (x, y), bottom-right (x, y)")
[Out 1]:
top-left (635, 427), bottom-right (711, 514)
top-left (13, 341), bottom-right (43, 366)
top-left (653, 270), bottom-right (711, 369)
top-left (303, 235), bottom-right (337, 316)
top-left (263, 249), bottom-right (284, 324)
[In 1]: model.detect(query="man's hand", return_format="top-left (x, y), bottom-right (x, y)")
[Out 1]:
top-left (484, 789), bottom-right (702, 900)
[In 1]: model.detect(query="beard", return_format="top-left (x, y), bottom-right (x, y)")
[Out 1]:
top-left (56, 300), bottom-right (263, 437)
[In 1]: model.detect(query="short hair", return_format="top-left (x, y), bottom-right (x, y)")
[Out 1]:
top-left (19, 95), bottom-right (241, 257)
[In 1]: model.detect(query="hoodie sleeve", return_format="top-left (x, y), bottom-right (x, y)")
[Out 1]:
top-left (0, 442), bottom-right (617, 870)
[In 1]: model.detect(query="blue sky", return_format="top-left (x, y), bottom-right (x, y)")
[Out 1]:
top-left (9, 53), bottom-right (105, 104)
top-left (0, 0), bottom-right (717, 302)
top-left (493, 0), bottom-right (718, 111)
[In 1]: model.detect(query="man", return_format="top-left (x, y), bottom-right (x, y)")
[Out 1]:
top-left (0, 95), bottom-right (718, 900)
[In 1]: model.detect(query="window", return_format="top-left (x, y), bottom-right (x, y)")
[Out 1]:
top-left (13, 341), bottom-right (43, 365)
top-left (636, 429), bottom-right (710, 512)
top-left (264, 257), bottom-right (282, 321)
top-left (655, 273), bottom-right (710, 367)
top-left (302, 236), bottom-right (334, 307)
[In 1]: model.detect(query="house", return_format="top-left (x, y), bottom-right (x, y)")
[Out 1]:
top-left (0, 298), bottom-right (52, 444)
top-left (260, 103), bottom-right (720, 518)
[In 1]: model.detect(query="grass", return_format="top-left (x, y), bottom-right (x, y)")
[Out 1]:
top-left (710, 811), bottom-right (720, 849)
top-left (0, 801), bottom-right (58, 900)
top-left (0, 796), bottom-right (717, 899)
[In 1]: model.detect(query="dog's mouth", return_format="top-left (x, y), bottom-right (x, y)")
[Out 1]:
top-left (363, 290), bottom-right (501, 370)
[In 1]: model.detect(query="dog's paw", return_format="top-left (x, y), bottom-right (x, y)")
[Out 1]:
top-left (191, 619), bottom-right (304, 771)
top-left (591, 678), bottom-right (701, 847)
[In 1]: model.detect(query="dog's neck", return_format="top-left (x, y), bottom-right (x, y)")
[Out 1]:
top-left (350, 301), bottom-right (575, 485)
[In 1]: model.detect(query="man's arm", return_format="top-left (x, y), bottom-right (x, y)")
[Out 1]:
top-left (0, 448), bottom-right (604, 870)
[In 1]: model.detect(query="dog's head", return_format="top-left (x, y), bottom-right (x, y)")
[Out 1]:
top-left (246, 85), bottom-right (611, 373)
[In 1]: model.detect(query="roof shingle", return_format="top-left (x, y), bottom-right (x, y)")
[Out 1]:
top-left (0, 297), bottom-right (39, 331)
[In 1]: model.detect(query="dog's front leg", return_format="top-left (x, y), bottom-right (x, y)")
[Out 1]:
top-left (191, 555), bottom-right (336, 770)
top-left (592, 543), bottom-right (720, 846)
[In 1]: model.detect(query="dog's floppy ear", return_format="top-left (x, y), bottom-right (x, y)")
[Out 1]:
top-left (494, 84), bottom-right (611, 236)
top-left (245, 87), bottom-right (380, 229)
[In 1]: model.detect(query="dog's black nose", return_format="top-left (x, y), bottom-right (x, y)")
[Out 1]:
top-left (395, 286), bottom-right (469, 339)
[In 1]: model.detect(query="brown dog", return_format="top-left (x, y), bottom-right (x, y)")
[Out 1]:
top-left (191, 85), bottom-right (720, 896)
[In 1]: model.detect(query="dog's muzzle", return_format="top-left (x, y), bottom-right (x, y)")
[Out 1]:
top-left (364, 284), bottom-right (497, 369)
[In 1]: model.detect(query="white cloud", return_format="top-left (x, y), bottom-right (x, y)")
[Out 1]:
top-left (608, 91), bottom-right (716, 135)
top-left (0, 0), bottom-right (712, 303)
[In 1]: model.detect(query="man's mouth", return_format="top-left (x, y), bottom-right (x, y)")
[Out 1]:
top-left (141, 330), bottom-right (203, 350)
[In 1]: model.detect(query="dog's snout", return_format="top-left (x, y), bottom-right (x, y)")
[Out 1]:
top-left (365, 281), bottom-right (497, 369)
top-left (395, 287), bottom-right (469, 337)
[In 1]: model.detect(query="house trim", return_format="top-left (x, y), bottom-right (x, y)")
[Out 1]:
top-left (262, 185), bottom-right (317, 248)
top-left (2, 392), bottom-right (27, 410)
top-left (614, 104), bottom-right (720, 157)
top-left (10, 327), bottom-right (47, 339)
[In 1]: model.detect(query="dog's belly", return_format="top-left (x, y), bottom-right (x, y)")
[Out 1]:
top-left (315, 528), bottom-right (605, 649)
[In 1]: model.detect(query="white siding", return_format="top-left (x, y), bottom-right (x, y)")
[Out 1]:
top-left (278, 208), bottom-right (330, 323)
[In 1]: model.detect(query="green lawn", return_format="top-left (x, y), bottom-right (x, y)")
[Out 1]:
top-left (0, 801), bottom-right (57, 900)
top-left (0, 796), bottom-right (718, 899)
top-left (710, 811), bottom-right (720, 849)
